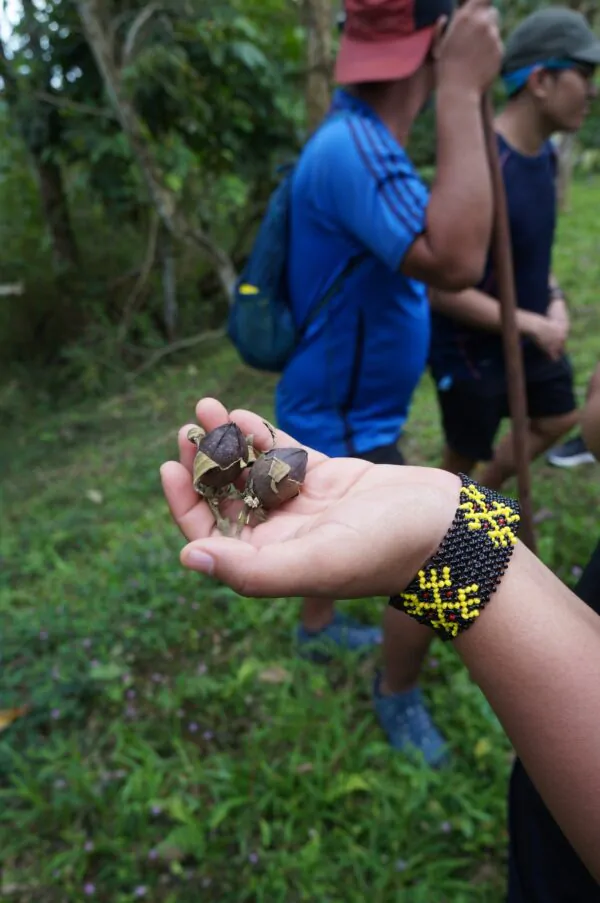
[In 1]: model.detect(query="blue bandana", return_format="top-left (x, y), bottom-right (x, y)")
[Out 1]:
top-left (502, 58), bottom-right (575, 96)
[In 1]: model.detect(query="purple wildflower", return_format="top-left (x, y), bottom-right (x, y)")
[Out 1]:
top-left (84, 841), bottom-right (94, 852)
top-left (248, 852), bottom-right (259, 865)
top-left (134, 887), bottom-right (147, 898)
top-left (203, 730), bottom-right (214, 741)
top-left (188, 722), bottom-right (199, 733)
top-left (83, 883), bottom-right (95, 896)
top-left (51, 708), bottom-right (61, 720)
top-left (440, 821), bottom-right (452, 834)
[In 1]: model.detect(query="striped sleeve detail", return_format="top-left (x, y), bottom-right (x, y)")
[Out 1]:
top-left (347, 117), bottom-right (426, 234)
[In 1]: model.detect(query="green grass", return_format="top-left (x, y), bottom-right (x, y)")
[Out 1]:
top-left (2, 178), bottom-right (600, 902)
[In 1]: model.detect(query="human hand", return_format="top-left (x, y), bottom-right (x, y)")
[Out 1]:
top-left (160, 399), bottom-right (460, 599)
top-left (527, 314), bottom-right (568, 361)
top-left (436, 0), bottom-right (502, 96)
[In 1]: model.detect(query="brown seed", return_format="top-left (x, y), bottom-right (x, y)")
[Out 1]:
top-left (247, 448), bottom-right (308, 510)
top-left (190, 423), bottom-right (251, 490)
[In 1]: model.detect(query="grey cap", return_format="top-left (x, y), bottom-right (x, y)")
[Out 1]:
top-left (503, 7), bottom-right (600, 74)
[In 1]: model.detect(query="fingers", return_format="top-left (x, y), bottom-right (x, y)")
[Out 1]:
top-left (195, 397), bottom-right (231, 430)
top-left (180, 528), bottom-right (363, 598)
top-left (160, 460), bottom-right (216, 541)
top-left (178, 425), bottom-right (199, 473)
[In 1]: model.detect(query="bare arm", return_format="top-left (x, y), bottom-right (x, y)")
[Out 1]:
top-left (400, 0), bottom-right (502, 291)
top-left (455, 541), bottom-right (600, 881)
top-left (582, 362), bottom-right (600, 459)
top-left (402, 89), bottom-right (493, 291)
top-left (547, 273), bottom-right (570, 329)
top-left (430, 286), bottom-right (542, 335)
top-left (430, 286), bottom-right (568, 360)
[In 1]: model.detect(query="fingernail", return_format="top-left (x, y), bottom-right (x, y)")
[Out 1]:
top-left (184, 550), bottom-right (215, 575)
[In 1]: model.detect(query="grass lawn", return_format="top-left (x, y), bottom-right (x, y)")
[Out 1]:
top-left (1, 178), bottom-right (600, 903)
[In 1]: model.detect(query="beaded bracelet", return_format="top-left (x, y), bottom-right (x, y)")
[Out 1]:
top-left (389, 474), bottom-right (521, 641)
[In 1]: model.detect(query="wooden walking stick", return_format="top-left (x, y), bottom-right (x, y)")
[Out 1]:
top-left (481, 94), bottom-right (537, 551)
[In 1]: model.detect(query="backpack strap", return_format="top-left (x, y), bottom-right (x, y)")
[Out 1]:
top-left (298, 253), bottom-right (368, 338)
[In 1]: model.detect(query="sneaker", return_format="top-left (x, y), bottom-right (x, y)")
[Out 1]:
top-left (296, 612), bottom-right (382, 661)
top-left (373, 673), bottom-right (449, 767)
top-left (546, 435), bottom-right (596, 469)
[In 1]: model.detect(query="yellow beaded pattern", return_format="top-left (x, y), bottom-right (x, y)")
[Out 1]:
top-left (401, 566), bottom-right (481, 639)
top-left (389, 475), bottom-right (521, 641)
top-left (458, 483), bottom-right (520, 549)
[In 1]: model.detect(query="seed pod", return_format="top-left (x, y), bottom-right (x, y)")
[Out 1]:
top-left (247, 448), bottom-right (308, 510)
top-left (188, 422), bottom-right (251, 491)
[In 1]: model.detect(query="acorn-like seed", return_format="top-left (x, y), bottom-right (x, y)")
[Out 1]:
top-left (247, 448), bottom-right (308, 510)
top-left (189, 422), bottom-right (251, 491)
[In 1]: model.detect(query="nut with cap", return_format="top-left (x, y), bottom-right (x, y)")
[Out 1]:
top-left (240, 447), bottom-right (308, 527)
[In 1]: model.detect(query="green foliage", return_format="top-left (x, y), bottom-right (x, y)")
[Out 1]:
top-left (2, 180), bottom-right (600, 901)
top-left (0, 0), bottom-right (304, 384)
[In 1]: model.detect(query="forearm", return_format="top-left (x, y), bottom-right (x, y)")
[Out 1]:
top-left (548, 297), bottom-right (569, 327)
top-left (431, 287), bottom-right (543, 337)
top-left (548, 274), bottom-right (569, 325)
top-left (454, 542), bottom-right (600, 880)
top-left (403, 90), bottom-right (492, 290)
top-left (427, 87), bottom-right (492, 284)
top-left (582, 363), bottom-right (600, 459)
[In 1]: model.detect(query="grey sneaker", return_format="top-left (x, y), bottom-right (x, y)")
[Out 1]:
top-left (546, 436), bottom-right (595, 468)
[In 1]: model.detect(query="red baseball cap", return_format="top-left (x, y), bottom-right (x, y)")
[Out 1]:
top-left (335, 0), bottom-right (454, 85)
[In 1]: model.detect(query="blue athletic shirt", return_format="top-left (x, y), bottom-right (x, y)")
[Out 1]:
top-left (429, 133), bottom-right (557, 385)
top-left (275, 89), bottom-right (430, 458)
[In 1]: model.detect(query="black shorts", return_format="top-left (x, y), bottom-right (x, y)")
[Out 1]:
top-left (507, 540), bottom-right (600, 903)
top-left (354, 442), bottom-right (404, 466)
top-left (435, 356), bottom-right (577, 462)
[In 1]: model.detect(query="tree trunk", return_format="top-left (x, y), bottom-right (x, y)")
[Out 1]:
top-left (76, 0), bottom-right (237, 300)
top-left (159, 224), bottom-right (178, 342)
top-left (32, 151), bottom-right (79, 269)
top-left (0, 34), bottom-right (79, 273)
top-left (304, 0), bottom-right (333, 133)
top-left (556, 133), bottom-right (576, 213)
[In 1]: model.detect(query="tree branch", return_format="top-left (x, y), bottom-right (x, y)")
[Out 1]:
top-left (122, 2), bottom-right (160, 68)
top-left (34, 89), bottom-right (117, 120)
top-left (128, 327), bottom-right (225, 380)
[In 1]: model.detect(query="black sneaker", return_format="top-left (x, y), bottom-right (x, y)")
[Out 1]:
top-left (546, 435), bottom-right (596, 468)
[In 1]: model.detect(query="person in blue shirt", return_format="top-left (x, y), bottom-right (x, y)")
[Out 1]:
top-left (275, 0), bottom-right (502, 764)
top-left (429, 8), bottom-right (599, 492)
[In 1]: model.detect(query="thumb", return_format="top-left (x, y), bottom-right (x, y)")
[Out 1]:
top-left (180, 528), bottom-right (366, 599)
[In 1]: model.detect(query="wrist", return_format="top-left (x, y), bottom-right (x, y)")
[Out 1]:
top-left (517, 310), bottom-right (541, 339)
top-left (435, 82), bottom-right (481, 110)
top-left (389, 475), bottom-right (521, 641)
top-left (390, 468), bottom-right (461, 594)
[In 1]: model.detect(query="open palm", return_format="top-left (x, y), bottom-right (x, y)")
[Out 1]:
top-left (160, 398), bottom-right (458, 599)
